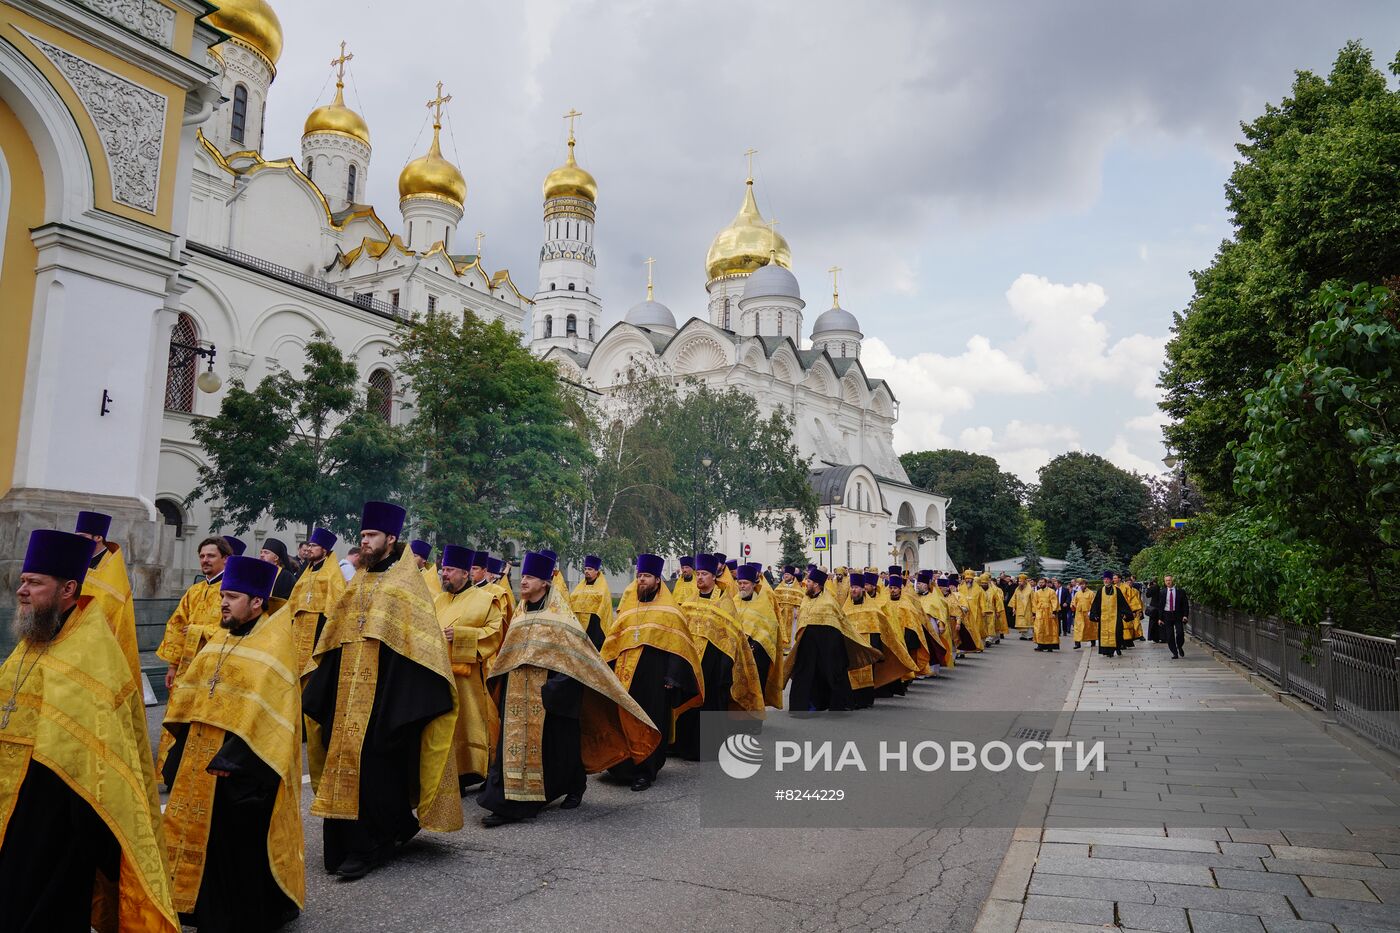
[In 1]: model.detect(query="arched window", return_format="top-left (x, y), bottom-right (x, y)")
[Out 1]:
top-left (231, 84), bottom-right (248, 144)
top-left (155, 498), bottom-right (184, 538)
top-left (587, 319), bottom-right (595, 341)
top-left (567, 283), bottom-right (575, 291)
top-left (164, 313), bottom-right (199, 412)
top-left (305, 158), bottom-right (314, 181)
top-left (544, 315), bottom-right (553, 338)
top-left (347, 163), bottom-right (357, 202)
top-left (368, 369), bottom-right (393, 422)
top-left (778, 310), bottom-right (783, 331)
top-left (566, 314), bottom-right (578, 336)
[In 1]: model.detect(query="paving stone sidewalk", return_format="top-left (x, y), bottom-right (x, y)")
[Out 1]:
top-left (976, 636), bottom-right (1400, 933)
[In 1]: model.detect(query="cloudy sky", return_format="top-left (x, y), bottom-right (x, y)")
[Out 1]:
top-left (261, 1), bottom-right (1400, 482)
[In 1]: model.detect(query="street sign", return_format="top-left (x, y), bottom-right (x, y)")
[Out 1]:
top-left (1169, 517), bottom-right (1192, 530)
top-left (812, 535), bottom-right (829, 551)
top-left (742, 543), bottom-right (751, 557)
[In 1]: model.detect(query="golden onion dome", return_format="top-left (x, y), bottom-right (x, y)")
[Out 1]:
top-left (207, 0), bottom-right (283, 68)
top-left (398, 124), bottom-right (466, 209)
top-left (304, 82), bottom-right (370, 146)
top-left (705, 178), bottom-right (791, 281)
top-left (543, 137), bottom-right (597, 202)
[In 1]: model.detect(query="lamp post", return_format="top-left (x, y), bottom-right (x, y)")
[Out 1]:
top-left (169, 339), bottom-right (222, 394)
top-left (824, 493), bottom-right (841, 571)
top-left (692, 451), bottom-right (713, 559)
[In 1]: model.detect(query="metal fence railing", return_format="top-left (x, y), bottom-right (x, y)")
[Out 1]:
top-left (1192, 605), bottom-right (1400, 755)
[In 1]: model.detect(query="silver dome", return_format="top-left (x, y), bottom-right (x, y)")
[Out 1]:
top-left (811, 303), bottom-right (861, 335)
top-left (741, 262), bottom-right (801, 301)
top-left (624, 299), bottom-right (677, 329)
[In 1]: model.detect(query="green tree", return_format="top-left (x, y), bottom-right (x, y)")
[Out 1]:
top-left (1234, 282), bottom-right (1400, 606)
top-left (900, 449), bottom-right (1026, 568)
top-left (1085, 543), bottom-right (1111, 578)
top-left (190, 332), bottom-right (412, 538)
top-left (1162, 41), bottom-right (1400, 504)
top-left (395, 311), bottom-right (590, 550)
top-left (1062, 541), bottom-right (1093, 581)
top-left (1019, 535), bottom-right (1044, 577)
top-left (779, 514), bottom-right (809, 569)
top-left (1030, 452), bottom-right (1151, 559)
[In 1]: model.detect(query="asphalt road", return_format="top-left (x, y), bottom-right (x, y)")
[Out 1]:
top-left (146, 635), bottom-right (1081, 933)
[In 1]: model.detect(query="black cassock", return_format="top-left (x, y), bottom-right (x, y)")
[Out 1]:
top-left (478, 668), bottom-right (586, 819)
top-left (788, 625), bottom-right (855, 712)
top-left (162, 728), bottom-right (298, 932)
top-left (1088, 585), bottom-right (1137, 658)
top-left (607, 644), bottom-right (699, 782)
top-left (584, 613), bottom-right (605, 651)
top-left (302, 638), bottom-right (454, 872)
top-left (670, 640), bottom-right (734, 760)
top-left (856, 631), bottom-right (880, 707)
top-left (0, 760), bottom-right (120, 932)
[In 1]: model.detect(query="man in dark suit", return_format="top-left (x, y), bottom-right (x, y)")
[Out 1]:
top-left (1054, 578), bottom-right (1072, 635)
top-left (1150, 575), bottom-right (1190, 658)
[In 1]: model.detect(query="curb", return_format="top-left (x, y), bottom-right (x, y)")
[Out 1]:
top-left (970, 643), bottom-right (1093, 933)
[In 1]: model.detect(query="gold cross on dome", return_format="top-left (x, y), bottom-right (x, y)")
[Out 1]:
top-left (828, 265), bottom-right (842, 303)
top-left (563, 108), bottom-right (582, 141)
top-left (744, 147), bottom-right (758, 180)
top-left (766, 218), bottom-right (781, 258)
top-left (475, 231), bottom-right (485, 255)
top-left (427, 82), bottom-right (452, 125)
top-left (644, 257), bottom-right (655, 299)
top-left (331, 41), bottom-right (353, 83)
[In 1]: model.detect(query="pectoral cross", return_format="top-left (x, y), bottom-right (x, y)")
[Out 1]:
top-left (427, 82), bottom-right (452, 125)
top-left (331, 41), bottom-right (353, 83)
top-left (0, 697), bottom-right (16, 729)
top-left (744, 147), bottom-right (758, 180)
top-left (207, 673), bottom-right (220, 697)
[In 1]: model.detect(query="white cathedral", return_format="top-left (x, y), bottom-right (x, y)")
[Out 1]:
top-left (0, 0), bottom-right (947, 595)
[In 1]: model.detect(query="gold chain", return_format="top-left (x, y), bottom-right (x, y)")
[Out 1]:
top-left (206, 627), bottom-right (249, 697)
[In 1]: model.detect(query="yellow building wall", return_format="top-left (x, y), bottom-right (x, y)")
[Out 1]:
top-left (0, 96), bottom-right (44, 497)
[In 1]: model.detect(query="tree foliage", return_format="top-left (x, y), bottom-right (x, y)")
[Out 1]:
top-left (1233, 282), bottom-right (1400, 603)
top-left (1161, 41), bottom-right (1400, 504)
top-left (395, 312), bottom-right (590, 551)
top-left (779, 515), bottom-right (809, 570)
top-left (1062, 542), bottom-right (1093, 582)
top-left (1029, 452), bottom-right (1151, 559)
top-left (899, 449), bottom-right (1026, 569)
top-left (1019, 535), bottom-right (1044, 578)
top-left (190, 332), bottom-right (411, 538)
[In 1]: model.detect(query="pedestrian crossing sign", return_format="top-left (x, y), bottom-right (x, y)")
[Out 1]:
top-left (812, 535), bottom-right (829, 551)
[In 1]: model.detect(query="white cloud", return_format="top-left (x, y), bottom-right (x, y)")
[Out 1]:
top-left (957, 420), bottom-right (1084, 482)
top-left (1106, 435), bottom-right (1165, 476)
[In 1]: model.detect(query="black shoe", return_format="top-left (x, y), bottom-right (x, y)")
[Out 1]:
top-left (336, 857), bottom-right (371, 881)
top-left (481, 812), bottom-right (521, 828)
top-left (1073, 643), bottom-right (1080, 649)
top-left (560, 792), bottom-right (583, 809)
top-left (630, 776), bottom-right (652, 792)
top-left (395, 824), bottom-right (420, 847)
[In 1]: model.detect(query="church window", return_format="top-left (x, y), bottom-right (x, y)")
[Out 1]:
top-left (778, 310), bottom-right (783, 331)
top-left (566, 314), bottom-right (578, 336)
top-left (305, 158), bottom-right (313, 180)
top-left (390, 290), bottom-right (399, 308)
top-left (164, 313), bottom-right (199, 413)
top-left (544, 315), bottom-right (554, 337)
top-left (588, 319), bottom-right (595, 341)
top-left (427, 296), bottom-right (437, 314)
top-left (231, 84), bottom-right (248, 144)
top-left (409, 222), bottom-right (414, 243)
top-left (368, 370), bottom-right (394, 422)
top-left (155, 498), bottom-right (184, 539)
top-left (568, 283), bottom-right (575, 291)
top-left (347, 164), bottom-right (358, 202)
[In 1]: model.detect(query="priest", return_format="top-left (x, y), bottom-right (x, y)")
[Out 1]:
top-left (284, 525), bottom-right (344, 791)
top-left (1071, 578), bottom-right (1098, 648)
top-left (410, 538), bottom-right (443, 595)
top-left (772, 565), bottom-right (803, 653)
top-left (436, 545), bottom-right (504, 793)
top-left (1090, 571), bottom-right (1136, 657)
top-left (161, 554), bottom-right (303, 931)
top-left (0, 529), bottom-right (178, 932)
top-left (785, 568), bottom-right (883, 712)
top-left (673, 553), bottom-right (764, 759)
top-left (479, 551), bottom-right (660, 824)
top-left (483, 555), bottom-right (516, 634)
top-left (1010, 574), bottom-right (1034, 639)
top-left (1032, 578), bottom-right (1061, 651)
top-left (158, 535), bottom-right (231, 691)
top-left (302, 501), bottom-right (461, 880)
top-left (570, 554), bottom-right (615, 649)
top-left (733, 564), bottom-right (785, 709)
top-left (671, 555), bottom-right (698, 604)
top-left (256, 536), bottom-right (298, 608)
top-left (600, 554), bottom-right (703, 790)
top-left (74, 510), bottom-right (141, 686)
